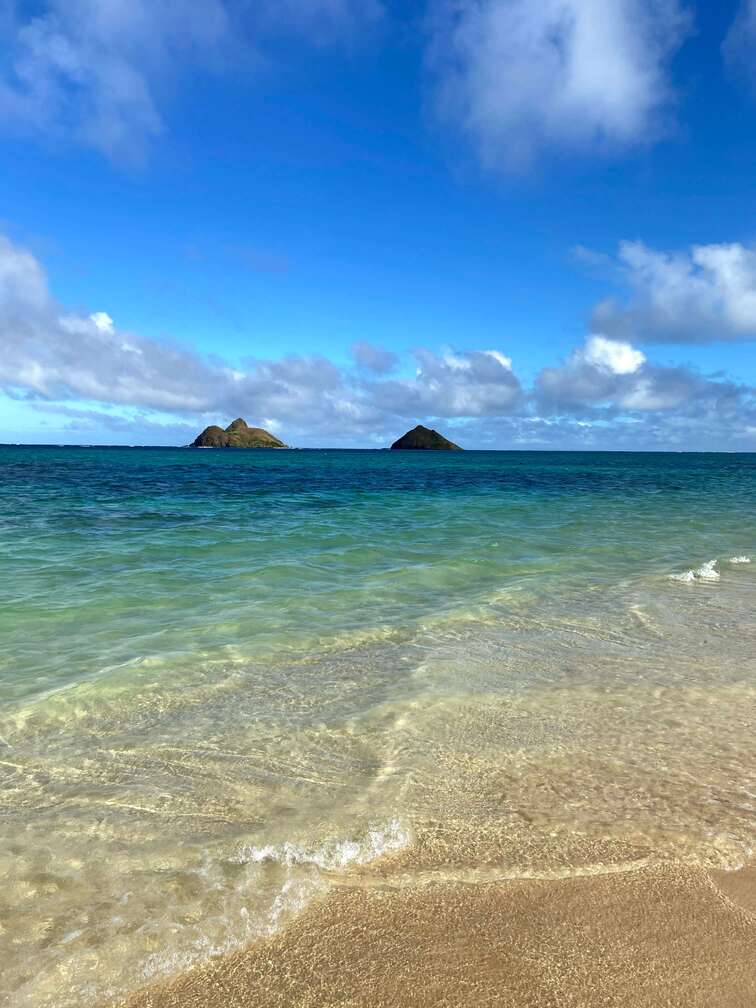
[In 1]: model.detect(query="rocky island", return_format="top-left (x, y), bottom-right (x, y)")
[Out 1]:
top-left (390, 425), bottom-right (462, 450)
top-left (191, 418), bottom-right (287, 448)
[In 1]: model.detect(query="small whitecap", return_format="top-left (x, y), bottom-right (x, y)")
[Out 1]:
top-left (728, 556), bottom-right (751, 564)
top-left (697, 559), bottom-right (720, 581)
top-left (669, 570), bottom-right (696, 583)
top-left (669, 559), bottom-right (720, 583)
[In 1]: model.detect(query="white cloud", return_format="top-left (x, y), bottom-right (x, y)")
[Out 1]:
top-left (371, 347), bottom-right (524, 417)
top-left (351, 341), bottom-right (398, 373)
top-left (582, 334), bottom-right (645, 374)
top-left (0, 233), bottom-right (520, 437)
top-left (483, 349), bottom-right (512, 369)
top-left (618, 375), bottom-right (685, 411)
top-left (535, 332), bottom-right (756, 437)
top-left (0, 233), bottom-right (236, 412)
top-left (2, 233), bottom-right (755, 450)
top-left (90, 311), bottom-right (115, 334)
top-left (429, 0), bottom-right (690, 169)
top-left (0, 0), bottom-right (231, 161)
top-left (536, 334), bottom-right (648, 410)
top-left (0, 0), bottom-right (382, 161)
top-left (441, 351), bottom-right (472, 371)
top-left (592, 240), bottom-right (756, 343)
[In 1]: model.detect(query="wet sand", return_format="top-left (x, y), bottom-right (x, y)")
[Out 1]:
top-left (123, 862), bottom-right (756, 1008)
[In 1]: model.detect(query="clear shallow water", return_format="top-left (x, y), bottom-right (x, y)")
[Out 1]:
top-left (1, 447), bottom-right (755, 1006)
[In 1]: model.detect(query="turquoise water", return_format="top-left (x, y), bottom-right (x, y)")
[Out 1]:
top-left (1, 447), bottom-right (755, 1006)
top-left (3, 447), bottom-right (755, 702)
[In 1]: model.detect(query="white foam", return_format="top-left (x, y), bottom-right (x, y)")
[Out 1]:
top-left (266, 876), bottom-right (319, 933)
top-left (670, 559), bottom-right (720, 584)
top-left (728, 556), bottom-right (751, 564)
top-left (669, 569), bottom-right (696, 584)
top-left (697, 559), bottom-right (721, 581)
top-left (234, 818), bottom-right (411, 871)
top-left (139, 871), bottom-right (329, 983)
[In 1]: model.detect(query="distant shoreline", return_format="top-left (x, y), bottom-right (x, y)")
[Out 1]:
top-left (1, 443), bottom-right (755, 454)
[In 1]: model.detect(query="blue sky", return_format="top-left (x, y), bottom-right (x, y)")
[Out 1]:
top-left (2, 0), bottom-right (756, 448)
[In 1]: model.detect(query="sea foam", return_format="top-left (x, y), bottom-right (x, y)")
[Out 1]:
top-left (234, 818), bottom-right (411, 871)
top-left (670, 559), bottom-right (720, 583)
top-left (728, 555), bottom-right (752, 564)
top-left (138, 821), bottom-right (411, 989)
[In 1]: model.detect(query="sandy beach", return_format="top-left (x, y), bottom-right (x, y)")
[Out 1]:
top-left (6, 2), bottom-right (756, 1003)
top-left (3, 450), bottom-right (755, 1008)
top-left (123, 860), bottom-right (756, 1008)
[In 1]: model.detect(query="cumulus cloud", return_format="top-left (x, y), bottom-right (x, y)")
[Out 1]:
top-left (537, 335), bottom-right (638, 412)
top-left (591, 240), bottom-right (756, 343)
top-left (351, 341), bottom-right (399, 373)
top-left (0, 231), bottom-right (380, 433)
top-left (428, 0), bottom-right (690, 169)
top-left (582, 334), bottom-right (646, 374)
top-left (0, 233), bottom-right (520, 441)
top-left (2, 234), bottom-right (755, 450)
top-left (0, 234), bottom-right (233, 411)
top-left (535, 333), bottom-right (756, 446)
top-left (369, 347), bottom-right (524, 417)
top-left (0, 0), bottom-right (382, 161)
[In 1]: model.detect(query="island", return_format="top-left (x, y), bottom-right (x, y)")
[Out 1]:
top-left (191, 418), bottom-right (288, 448)
top-left (390, 424), bottom-right (462, 450)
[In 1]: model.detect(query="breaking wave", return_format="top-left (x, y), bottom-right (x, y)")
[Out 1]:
top-left (136, 820), bottom-right (411, 994)
top-left (234, 818), bottom-right (411, 871)
top-left (670, 559), bottom-right (720, 584)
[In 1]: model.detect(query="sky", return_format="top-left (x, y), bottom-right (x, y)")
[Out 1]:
top-left (1, 0), bottom-right (756, 449)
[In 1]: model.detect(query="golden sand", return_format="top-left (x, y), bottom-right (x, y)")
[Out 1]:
top-left (122, 861), bottom-right (756, 1008)
top-left (114, 670), bottom-right (756, 1008)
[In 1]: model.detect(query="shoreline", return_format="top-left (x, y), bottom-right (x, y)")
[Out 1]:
top-left (121, 861), bottom-right (756, 1008)
top-left (3, 448), bottom-right (754, 1008)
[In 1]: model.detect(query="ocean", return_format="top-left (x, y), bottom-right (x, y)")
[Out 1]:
top-left (1, 446), bottom-right (755, 1006)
